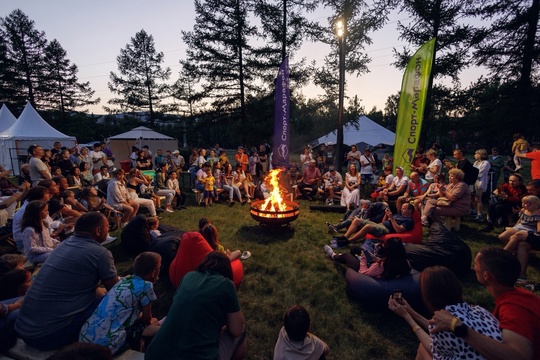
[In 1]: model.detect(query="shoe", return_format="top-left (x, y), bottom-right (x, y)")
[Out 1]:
top-left (333, 235), bottom-right (347, 241)
top-left (515, 165), bottom-right (522, 172)
top-left (326, 222), bottom-right (338, 233)
top-left (324, 245), bottom-right (335, 259)
top-left (180, 206), bottom-right (187, 210)
top-left (229, 201), bottom-right (235, 207)
top-left (241, 200), bottom-right (247, 205)
top-left (108, 223), bottom-right (118, 232)
top-left (307, 196), bottom-right (314, 201)
top-left (480, 224), bottom-right (494, 232)
top-left (102, 235), bottom-right (117, 245)
top-left (474, 215), bottom-right (484, 223)
top-left (240, 251), bottom-right (252, 260)
top-left (330, 239), bottom-right (338, 249)
top-left (165, 208), bottom-right (174, 213)
top-left (328, 201), bottom-right (334, 206)
top-left (156, 207), bottom-right (165, 213)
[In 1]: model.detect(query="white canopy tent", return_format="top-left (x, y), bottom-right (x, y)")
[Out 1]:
top-left (106, 126), bottom-right (178, 165)
top-left (311, 115), bottom-right (395, 148)
top-left (0, 104), bottom-right (18, 133)
top-left (0, 102), bottom-right (76, 174)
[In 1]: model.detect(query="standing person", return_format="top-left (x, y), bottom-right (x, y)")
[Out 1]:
top-left (28, 144), bottom-right (52, 186)
top-left (207, 149), bottom-right (219, 169)
top-left (410, 149), bottom-right (430, 178)
top-left (273, 305), bottom-right (330, 360)
top-left (472, 149), bottom-right (491, 222)
top-left (444, 148), bottom-right (478, 187)
top-left (145, 252), bottom-right (246, 360)
top-left (154, 149), bottom-right (165, 169)
top-left (430, 247), bottom-right (540, 360)
top-left (77, 146), bottom-right (92, 167)
top-left (90, 143), bottom-right (107, 175)
top-left (432, 142), bottom-right (445, 161)
top-left (172, 150), bottom-right (185, 175)
top-left (202, 167), bottom-right (217, 207)
top-left (258, 144), bottom-right (268, 175)
top-left (346, 145), bottom-right (361, 172)
top-left (325, 142), bottom-right (335, 167)
top-left (234, 146), bottom-right (249, 172)
top-left (300, 147), bottom-right (312, 173)
top-left (515, 144), bottom-right (540, 181)
top-left (359, 148), bottom-right (376, 199)
top-left (420, 149), bottom-right (442, 182)
top-left (388, 266), bottom-right (502, 360)
top-left (512, 133), bottom-right (530, 172)
top-left (489, 147), bottom-right (505, 189)
top-left (298, 160), bottom-right (321, 202)
top-left (15, 212), bottom-right (120, 351)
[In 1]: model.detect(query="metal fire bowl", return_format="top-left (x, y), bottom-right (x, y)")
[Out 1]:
top-left (250, 199), bottom-right (300, 226)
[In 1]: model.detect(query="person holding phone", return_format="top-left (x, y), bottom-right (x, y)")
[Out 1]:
top-left (388, 266), bottom-right (501, 360)
top-left (324, 238), bottom-right (410, 279)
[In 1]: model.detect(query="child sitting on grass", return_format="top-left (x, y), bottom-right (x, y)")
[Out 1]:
top-left (80, 252), bottom-right (162, 354)
top-left (273, 305), bottom-right (330, 360)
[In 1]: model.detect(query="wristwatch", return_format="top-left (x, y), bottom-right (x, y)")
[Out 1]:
top-left (453, 322), bottom-right (468, 338)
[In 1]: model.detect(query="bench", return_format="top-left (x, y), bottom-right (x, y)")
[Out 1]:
top-left (192, 188), bottom-right (224, 204)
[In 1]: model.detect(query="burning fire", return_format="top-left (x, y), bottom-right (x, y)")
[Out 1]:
top-left (260, 169), bottom-right (288, 212)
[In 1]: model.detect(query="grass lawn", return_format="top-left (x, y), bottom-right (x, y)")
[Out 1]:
top-left (105, 189), bottom-right (540, 360)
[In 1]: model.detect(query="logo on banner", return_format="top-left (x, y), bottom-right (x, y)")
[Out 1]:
top-left (402, 148), bottom-right (415, 164)
top-left (278, 144), bottom-right (288, 159)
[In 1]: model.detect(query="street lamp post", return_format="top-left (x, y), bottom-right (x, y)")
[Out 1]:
top-left (336, 20), bottom-right (346, 173)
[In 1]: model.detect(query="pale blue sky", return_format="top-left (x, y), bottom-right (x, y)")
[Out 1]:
top-left (1, 1), bottom-right (484, 114)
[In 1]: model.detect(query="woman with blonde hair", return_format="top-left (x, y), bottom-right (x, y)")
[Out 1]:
top-left (472, 149), bottom-right (491, 222)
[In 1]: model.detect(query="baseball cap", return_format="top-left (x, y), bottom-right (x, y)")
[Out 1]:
top-left (172, 150), bottom-right (179, 154)
top-left (359, 200), bottom-right (371, 206)
top-left (238, 146), bottom-right (244, 150)
top-left (327, 142), bottom-right (333, 146)
top-left (329, 166), bottom-right (335, 171)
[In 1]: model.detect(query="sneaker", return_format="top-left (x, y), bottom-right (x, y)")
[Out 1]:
top-left (165, 208), bottom-right (174, 213)
top-left (475, 215), bottom-right (484, 222)
top-left (229, 201), bottom-right (235, 207)
top-left (330, 239), bottom-right (338, 249)
top-left (241, 200), bottom-right (247, 205)
top-left (328, 201), bottom-right (334, 206)
top-left (156, 207), bottom-right (165, 213)
top-left (326, 222), bottom-right (338, 234)
top-left (102, 235), bottom-right (117, 245)
top-left (324, 245), bottom-right (335, 259)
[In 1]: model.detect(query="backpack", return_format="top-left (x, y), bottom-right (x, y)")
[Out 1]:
top-left (461, 160), bottom-right (479, 186)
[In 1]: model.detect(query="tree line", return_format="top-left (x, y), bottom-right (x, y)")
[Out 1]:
top-left (0, 1), bottom-right (538, 153)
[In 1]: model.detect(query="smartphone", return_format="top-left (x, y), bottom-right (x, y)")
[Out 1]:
top-left (392, 290), bottom-right (403, 305)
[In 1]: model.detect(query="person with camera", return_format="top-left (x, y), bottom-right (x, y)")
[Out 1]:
top-left (388, 266), bottom-right (501, 360)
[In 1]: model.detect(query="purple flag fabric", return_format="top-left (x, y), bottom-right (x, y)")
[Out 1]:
top-left (272, 57), bottom-right (290, 168)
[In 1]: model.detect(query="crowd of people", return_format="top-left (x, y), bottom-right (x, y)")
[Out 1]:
top-left (0, 137), bottom-right (539, 359)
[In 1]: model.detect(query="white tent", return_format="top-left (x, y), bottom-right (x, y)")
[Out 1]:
top-left (106, 126), bottom-right (178, 165)
top-left (0, 102), bottom-right (76, 174)
top-left (311, 115), bottom-right (395, 147)
top-left (0, 104), bottom-right (18, 133)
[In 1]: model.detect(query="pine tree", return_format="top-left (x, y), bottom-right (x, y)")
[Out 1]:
top-left (40, 39), bottom-right (99, 115)
top-left (108, 29), bottom-right (171, 127)
top-left (1, 9), bottom-right (48, 108)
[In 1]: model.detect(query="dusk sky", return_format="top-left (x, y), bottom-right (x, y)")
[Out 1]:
top-left (1, 1), bottom-right (485, 115)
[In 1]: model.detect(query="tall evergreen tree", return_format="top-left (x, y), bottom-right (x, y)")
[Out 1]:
top-left (181, 0), bottom-right (257, 141)
top-left (0, 31), bottom-right (24, 109)
top-left (171, 62), bottom-right (206, 117)
top-left (471, 0), bottom-right (539, 132)
top-left (40, 39), bottom-right (99, 115)
top-left (1, 9), bottom-right (48, 108)
top-left (108, 29), bottom-right (171, 127)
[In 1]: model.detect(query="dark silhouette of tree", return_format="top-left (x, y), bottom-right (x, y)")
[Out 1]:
top-left (107, 29), bottom-right (171, 127)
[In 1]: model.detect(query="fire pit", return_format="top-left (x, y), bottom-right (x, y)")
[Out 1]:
top-left (250, 199), bottom-right (300, 226)
top-left (249, 169), bottom-right (300, 226)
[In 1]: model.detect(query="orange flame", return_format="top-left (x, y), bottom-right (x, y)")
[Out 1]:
top-left (261, 169), bottom-right (287, 212)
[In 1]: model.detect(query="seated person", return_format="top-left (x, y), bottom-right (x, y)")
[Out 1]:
top-left (297, 160), bottom-right (321, 201)
top-left (322, 166), bottom-right (343, 206)
top-left (13, 186), bottom-right (51, 251)
top-left (413, 173), bottom-right (445, 215)
top-left (94, 165), bottom-right (111, 182)
top-left (396, 172), bottom-right (428, 214)
top-left (0, 268), bottom-right (32, 301)
top-left (21, 200), bottom-right (61, 264)
top-left (0, 182), bottom-right (30, 228)
top-left (61, 190), bottom-right (88, 213)
top-left (80, 252), bottom-right (161, 354)
top-left (379, 166), bottom-right (408, 202)
top-left (326, 200), bottom-right (388, 233)
top-left (332, 204), bottom-right (415, 244)
top-left (273, 305), bottom-right (330, 360)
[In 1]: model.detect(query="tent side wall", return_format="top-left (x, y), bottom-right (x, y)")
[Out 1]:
top-left (108, 139), bottom-right (179, 166)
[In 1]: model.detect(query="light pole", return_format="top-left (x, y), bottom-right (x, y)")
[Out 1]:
top-left (336, 20), bottom-right (346, 173)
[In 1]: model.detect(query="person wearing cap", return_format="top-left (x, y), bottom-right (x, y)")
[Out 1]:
top-left (360, 148), bottom-right (377, 199)
top-left (172, 150), bottom-right (185, 176)
top-left (380, 166), bottom-right (409, 205)
top-left (298, 160), bottom-right (321, 201)
top-left (322, 166), bottom-right (343, 205)
top-left (235, 147), bottom-right (249, 172)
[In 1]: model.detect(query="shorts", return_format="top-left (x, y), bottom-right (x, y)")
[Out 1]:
top-left (361, 174), bottom-right (373, 185)
top-left (356, 219), bottom-right (390, 237)
top-left (526, 232), bottom-right (540, 251)
top-left (326, 186), bottom-right (341, 192)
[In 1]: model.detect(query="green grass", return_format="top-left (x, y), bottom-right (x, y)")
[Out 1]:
top-left (103, 192), bottom-right (539, 360)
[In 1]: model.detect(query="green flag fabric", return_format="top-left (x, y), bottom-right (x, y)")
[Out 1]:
top-left (394, 38), bottom-right (436, 175)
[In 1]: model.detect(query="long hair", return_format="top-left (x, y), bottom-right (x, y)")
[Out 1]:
top-left (197, 251), bottom-right (233, 281)
top-left (21, 200), bottom-right (47, 232)
top-left (420, 266), bottom-right (463, 314)
top-left (380, 238), bottom-right (411, 280)
top-left (201, 224), bottom-right (220, 250)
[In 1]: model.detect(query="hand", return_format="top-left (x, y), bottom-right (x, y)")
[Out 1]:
top-left (388, 297), bottom-right (410, 319)
top-left (429, 309), bottom-right (456, 333)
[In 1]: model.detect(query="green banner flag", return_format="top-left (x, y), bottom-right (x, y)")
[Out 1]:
top-left (394, 38), bottom-right (436, 175)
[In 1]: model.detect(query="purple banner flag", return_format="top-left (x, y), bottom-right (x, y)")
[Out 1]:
top-left (272, 57), bottom-right (290, 168)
